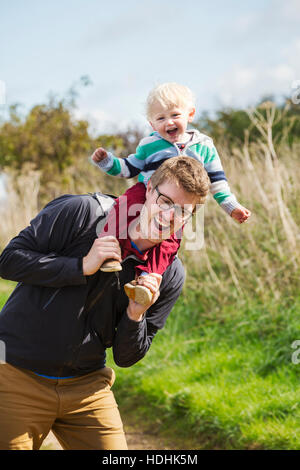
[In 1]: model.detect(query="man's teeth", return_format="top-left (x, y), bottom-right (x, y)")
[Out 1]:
top-left (154, 216), bottom-right (170, 229)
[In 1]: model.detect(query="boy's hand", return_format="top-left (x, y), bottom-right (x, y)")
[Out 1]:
top-left (231, 206), bottom-right (251, 224)
top-left (126, 273), bottom-right (162, 322)
top-left (82, 236), bottom-right (122, 276)
top-left (91, 147), bottom-right (108, 163)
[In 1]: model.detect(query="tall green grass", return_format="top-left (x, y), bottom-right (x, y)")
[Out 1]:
top-left (108, 293), bottom-right (300, 449)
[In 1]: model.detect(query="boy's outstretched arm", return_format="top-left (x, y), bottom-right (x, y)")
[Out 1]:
top-left (91, 145), bottom-right (146, 179)
top-left (203, 142), bottom-right (251, 221)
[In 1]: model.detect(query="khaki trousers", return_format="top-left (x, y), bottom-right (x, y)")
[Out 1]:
top-left (0, 362), bottom-right (128, 450)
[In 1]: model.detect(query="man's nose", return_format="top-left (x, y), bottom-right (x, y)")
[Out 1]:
top-left (163, 207), bottom-right (175, 221)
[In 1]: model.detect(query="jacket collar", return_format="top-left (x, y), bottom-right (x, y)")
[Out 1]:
top-left (150, 128), bottom-right (204, 147)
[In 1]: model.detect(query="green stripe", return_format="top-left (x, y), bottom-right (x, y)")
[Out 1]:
top-left (136, 140), bottom-right (173, 160)
top-left (138, 173), bottom-right (145, 183)
top-left (213, 191), bottom-right (230, 204)
top-left (189, 143), bottom-right (217, 164)
top-left (204, 147), bottom-right (217, 164)
top-left (107, 158), bottom-right (121, 176)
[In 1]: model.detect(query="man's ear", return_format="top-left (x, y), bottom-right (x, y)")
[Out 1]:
top-left (188, 107), bottom-right (196, 122)
top-left (146, 179), bottom-right (153, 196)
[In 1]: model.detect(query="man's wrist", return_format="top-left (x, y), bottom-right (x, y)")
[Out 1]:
top-left (82, 256), bottom-right (93, 276)
top-left (82, 256), bottom-right (88, 276)
top-left (126, 306), bottom-right (146, 323)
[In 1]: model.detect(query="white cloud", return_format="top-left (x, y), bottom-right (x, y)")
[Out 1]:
top-left (73, 105), bottom-right (148, 135)
top-left (216, 61), bottom-right (298, 108)
top-left (272, 64), bottom-right (295, 82)
top-left (73, 107), bottom-right (116, 135)
top-left (234, 67), bottom-right (258, 88)
top-left (280, 0), bottom-right (300, 22)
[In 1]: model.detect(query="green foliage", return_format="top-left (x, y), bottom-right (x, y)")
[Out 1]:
top-left (0, 86), bottom-right (130, 205)
top-left (0, 100), bottom-right (88, 171)
top-left (194, 98), bottom-right (300, 147)
top-left (0, 99), bottom-right (93, 203)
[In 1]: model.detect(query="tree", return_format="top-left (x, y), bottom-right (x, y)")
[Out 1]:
top-left (194, 96), bottom-right (300, 147)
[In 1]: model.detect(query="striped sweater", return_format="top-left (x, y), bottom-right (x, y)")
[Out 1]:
top-left (94, 129), bottom-right (241, 215)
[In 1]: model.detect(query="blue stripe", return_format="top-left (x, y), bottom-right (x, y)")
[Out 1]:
top-left (130, 240), bottom-right (144, 255)
top-left (33, 372), bottom-right (76, 379)
top-left (124, 159), bottom-right (141, 177)
top-left (143, 158), bottom-right (170, 173)
top-left (207, 171), bottom-right (227, 183)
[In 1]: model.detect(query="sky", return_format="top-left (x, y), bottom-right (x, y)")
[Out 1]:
top-left (1, 0), bottom-right (300, 139)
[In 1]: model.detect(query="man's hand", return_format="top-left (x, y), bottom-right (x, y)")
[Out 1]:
top-left (126, 273), bottom-right (162, 322)
top-left (91, 147), bottom-right (108, 163)
top-left (231, 206), bottom-right (251, 224)
top-left (82, 236), bottom-right (122, 276)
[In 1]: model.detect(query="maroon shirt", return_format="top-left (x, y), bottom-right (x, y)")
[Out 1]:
top-left (101, 183), bottom-right (181, 276)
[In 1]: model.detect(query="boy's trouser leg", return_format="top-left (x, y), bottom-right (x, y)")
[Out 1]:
top-left (0, 363), bottom-right (127, 450)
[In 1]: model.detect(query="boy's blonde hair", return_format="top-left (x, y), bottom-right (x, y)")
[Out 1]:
top-left (146, 82), bottom-right (195, 120)
top-left (150, 156), bottom-right (209, 206)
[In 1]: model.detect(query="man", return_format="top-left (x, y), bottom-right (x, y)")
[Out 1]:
top-left (0, 156), bottom-right (209, 450)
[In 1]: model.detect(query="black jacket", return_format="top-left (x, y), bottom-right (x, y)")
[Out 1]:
top-left (0, 193), bottom-right (185, 377)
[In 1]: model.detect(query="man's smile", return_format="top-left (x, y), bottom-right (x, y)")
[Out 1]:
top-left (152, 214), bottom-right (173, 235)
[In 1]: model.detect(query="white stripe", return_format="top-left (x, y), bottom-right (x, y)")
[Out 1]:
top-left (119, 159), bottom-right (131, 178)
top-left (139, 134), bottom-right (161, 147)
top-left (210, 180), bottom-right (231, 195)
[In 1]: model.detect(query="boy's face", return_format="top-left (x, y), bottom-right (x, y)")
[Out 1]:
top-left (149, 102), bottom-right (195, 144)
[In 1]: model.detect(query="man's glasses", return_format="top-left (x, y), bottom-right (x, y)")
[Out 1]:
top-left (154, 186), bottom-right (194, 221)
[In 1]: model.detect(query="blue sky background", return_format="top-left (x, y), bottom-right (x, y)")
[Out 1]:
top-left (1, 0), bottom-right (300, 137)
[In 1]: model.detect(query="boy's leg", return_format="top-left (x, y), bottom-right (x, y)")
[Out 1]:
top-left (0, 363), bottom-right (57, 450)
top-left (52, 367), bottom-right (128, 450)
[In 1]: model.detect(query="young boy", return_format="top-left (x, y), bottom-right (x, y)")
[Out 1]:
top-left (91, 82), bottom-right (251, 304)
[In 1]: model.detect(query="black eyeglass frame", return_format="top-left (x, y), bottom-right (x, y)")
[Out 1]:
top-left (154, 186), bottom-right (194, 221)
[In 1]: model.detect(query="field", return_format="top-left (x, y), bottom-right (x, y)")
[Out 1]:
top-left (0, 103), bottom-right (300, 449)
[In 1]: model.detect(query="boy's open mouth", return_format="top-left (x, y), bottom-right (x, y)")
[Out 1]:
top-left (166, 127), bottom-right (178, 137)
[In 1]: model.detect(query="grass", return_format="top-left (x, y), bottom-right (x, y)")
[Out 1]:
top-left (107, 293), bottom-right (300, 449)
top-left (0, 279), bottom-right (15, 304)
